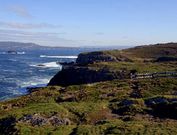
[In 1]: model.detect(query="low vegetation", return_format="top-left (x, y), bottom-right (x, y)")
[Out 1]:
top-left (0, 43), bottom-right (177, 134)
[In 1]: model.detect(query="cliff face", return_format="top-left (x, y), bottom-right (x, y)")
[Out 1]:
top-left (76, 51), bottom-right (132, 65)
top-left (48, 43), bottom-right (177, 87)
top-left (76, 51), bottom-right (117, 65)
top-left (48, 66), bottom-right (127, 86)
top-left (49, 51), bottom-right (131, 86)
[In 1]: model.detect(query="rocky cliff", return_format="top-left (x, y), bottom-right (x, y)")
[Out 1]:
top-left (48, 49), bottom-right (133, 86)
top-left (76, 51), bottom-right (132, 65)
top-left (48, 66), bottom-right (127, 86)
top-left (49, 43), bottom-right (177, 87)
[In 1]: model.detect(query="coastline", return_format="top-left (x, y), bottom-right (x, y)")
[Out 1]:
top-left (0, 43), bottom-right (177, 134)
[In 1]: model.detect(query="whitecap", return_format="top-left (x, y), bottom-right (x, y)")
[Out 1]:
top-left (18, 78), bottom-right (50, 94)
top-left (20, 78), bottom-right (49, 88)
top-left (17, 51), bottom-right (26, 54)
top-left (0, 51), bottom-right (26, 55)
top-left (40, 55), bottom-right (78, 59)
top-left (30, 62), bottom-right (62, 69)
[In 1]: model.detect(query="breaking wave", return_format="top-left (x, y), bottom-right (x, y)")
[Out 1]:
top-left (40, 55), bottom-right (78, 59)
top-left (0, 51), bottom-right (26, 55)
top-left (30, 62), bottom-right (62, 69)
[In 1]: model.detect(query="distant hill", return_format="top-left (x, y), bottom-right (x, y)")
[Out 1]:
top-left (0, 41), bottom-right (42, 51)
top-left (0, 41), bottom-right (79, 51)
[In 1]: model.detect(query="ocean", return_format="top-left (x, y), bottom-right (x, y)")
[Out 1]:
top-left (0, 47), bottom-right (102, 101)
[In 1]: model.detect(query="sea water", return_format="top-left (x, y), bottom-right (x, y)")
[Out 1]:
top-left (0, 48), bottom-right (100, 100)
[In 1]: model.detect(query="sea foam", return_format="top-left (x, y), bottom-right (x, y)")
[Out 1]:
top-left (40, 55), bottom-right (78, 59)
top-left (30, 62), bottom-right (62, 69)
top-left (0, 51), bottom-right (26, 54)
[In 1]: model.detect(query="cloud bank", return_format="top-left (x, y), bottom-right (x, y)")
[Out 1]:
top-left (0, 29), bottom-right (79, 47)
top-left (0, 21), bottom-right (61, 29)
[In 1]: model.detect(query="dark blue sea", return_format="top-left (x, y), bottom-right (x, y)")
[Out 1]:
top-left (0, 45), bottom-right (129, 101)
top-left (0, 47), bottom-right (105, 101)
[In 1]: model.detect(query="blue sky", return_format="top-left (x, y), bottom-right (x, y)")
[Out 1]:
top-left (0, 0), bottom-right (177, 47)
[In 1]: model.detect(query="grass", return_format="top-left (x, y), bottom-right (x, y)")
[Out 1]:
top-left (99, 43), bottom-right (177, 61)
top-left (0, 77), bottom-right (177, 134)
top-left (0, 44), bottom-right (177, 134)
top-left (90, 61), bottom-right (177, 73)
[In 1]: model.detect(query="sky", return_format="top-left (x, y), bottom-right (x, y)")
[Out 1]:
top-left (0, 0), bottom-right (177, 47)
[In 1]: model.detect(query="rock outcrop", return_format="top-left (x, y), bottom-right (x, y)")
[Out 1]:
top-left (48, 43), bottom-right (177, 87)
top-left (76, 51), bottom-right (131, 65)
top-left (18, 114), bottom-right (71, 126)
top-left (48, 66), bottom-right (127, 86)
top-left (145, 97), bottom-right (177, 119)
top-left (155, 57), bottom-right (177, 62)
top-left (76, 51), bottom-right (117, 65)
top-left (48, 50), bottom-right (132, 86)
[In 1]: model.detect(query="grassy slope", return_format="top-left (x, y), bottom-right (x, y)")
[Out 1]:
top-left (1, 78), bottom-right (177, 134)
top-left (0, 43), bottom-right (177, 135)
top-left (107, 43), bottom-right (177, 60)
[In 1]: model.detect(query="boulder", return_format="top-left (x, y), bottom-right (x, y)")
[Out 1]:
top-left (145, 97), bottom-right (177, 119)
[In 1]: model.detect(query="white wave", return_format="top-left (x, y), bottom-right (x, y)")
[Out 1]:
top-left (18, 78), bottom-right (50, 94)
top-left (40, 55), bottom-right (78, 59)
top-left (30, 62), bottom-right (62, 69)
top-left (20, 78), bottom-right (49, 88)
top-left (17, 51), bottom-right (26, 54)
top-left (0, 51), bottom-right (26, 55)
top-left (2, 69), bottom-right (16, 72)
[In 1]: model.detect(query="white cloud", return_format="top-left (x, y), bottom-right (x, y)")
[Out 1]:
top-left (0, 21), bottom-right (61, 29)
top-left (7, 4), bottom-right (33, 18)
top-left (0, 29), bottom-right (79, 47)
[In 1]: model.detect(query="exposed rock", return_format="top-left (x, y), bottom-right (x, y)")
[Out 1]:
top-left (155, 57), bottom-right (177, 62)
top-left (76, 51), bottom-right (131, 65)
top-left (18, 114), bottom-right (71, 126)
top-left (145, 97), bottom-right (177, 119)
top-left (76, 51), bottom-right (117, 65)
top-left (119, 99), bottom-right (134, 106)
top-left (145, 97), bottom-right (169, 106)
top-left (48, 66), bottom-right (127, 86)
top-left (110, 99), bottom-right (144, 116)
top-left (0, 116), bottom-right (17, 135)
top-left (19, 114), bottom-right (47, 126)
top-left (48, 116), bottom-right (71, 126)
top-left (48, 49), bottom-right (133, 86)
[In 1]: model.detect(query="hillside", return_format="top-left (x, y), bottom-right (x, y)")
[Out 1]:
top-left (76, 42), bottom-right (177, 65)
top-left (0, 42), bottom-right (42, 51)
top-left (0, 41), bottom-right (79, 51)
top-left (0, 43), bottom-right (177, 135)
top-left (49, 43), bottom-right (177, 86)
